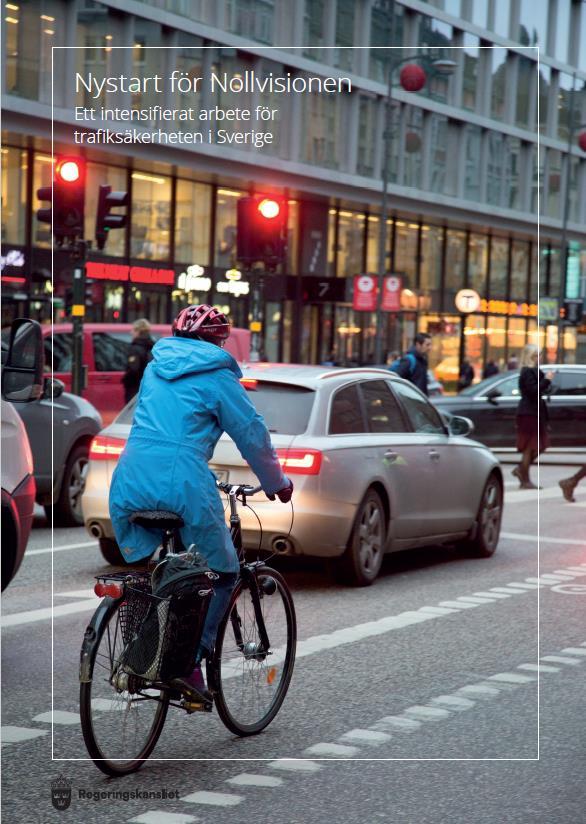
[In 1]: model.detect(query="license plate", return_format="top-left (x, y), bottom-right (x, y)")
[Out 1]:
top-left (213, 470), bottom-right (230, 483)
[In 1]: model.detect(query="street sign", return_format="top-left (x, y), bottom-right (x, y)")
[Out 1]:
top-left (538, 297), bottom-right (559, 324)
top-left (381, 275), bottom-right (401, 311)
top-left (353, 275), bottom-right (377, 311)
top-left (562, 298), bottom-right (584, 325)
top-left (455, 289), bottom-right (481, 313)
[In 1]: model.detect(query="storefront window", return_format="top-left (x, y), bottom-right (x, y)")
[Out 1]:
top-left (420, 225), bottom-right (442, 309)
top-left (468, 233), bottom-right (488, 296)
top-left (302, 92), bottom-right (343, 169)
top-left (464, 125), bottom-right (481, 202)
top-left (337, 212), bottom-right (365, 278)
top-left (131, 172), bottom-right (172, 260)
top-left (224, 0), bottom-right (274, 44)
top-left (394, 221), bottom-right (418, 290)
top-left (462, 34), bottom-right (479, 112)
top-left (421, 314), bottom-right (461, 390)
top-left (303, 0), bottom-right (325, 62)
top-left (33, 154), bottom-right (55, 249)
top-left (327, 209), bottom-right (336, 277)
top-left (215, 188), bottom-right (242, 268)
top-left (1, 148), bottom-right (27, 245)
top-left (507, 317), bottom-right (527, 358)
top-left (490, 49), bottom-right (507, 120)
top-left (445, 230), bottom-right (466, 295)
top-left (369, 3), bottom-right (404, 83)
top-left (510, 241), bottom-right (529, 300)
top-left (490, 237), bottom-right (509, 299)
top-left (485, 316), bottom-right (506, 369)
top-left (463, 314), bottom-right (487, 374)
top-left (549, 246), bottom-right (562, 299)
top-left (175, 180), bottom-right (212, 265)
top-left (334, 0), bottom-right (354, 71)
top-left (529, 244), bottom-right (538, 304)
top-left (85, 163), bottom-right (127, 257)
top-left (127, 286), bottom-right (168, 324)
top-left (366, 217), bottom-right (393, 274)
top-left (546, 149), bottom-right (562, 219)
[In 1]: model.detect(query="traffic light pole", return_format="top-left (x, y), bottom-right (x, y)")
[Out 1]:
top-left (71, 240), bottom-right (88, 396)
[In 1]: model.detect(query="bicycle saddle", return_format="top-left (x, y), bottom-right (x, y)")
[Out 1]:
top-left (128, 510), bottom-right (185, 530)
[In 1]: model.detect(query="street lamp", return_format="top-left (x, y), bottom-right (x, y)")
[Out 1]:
top-left (373, 52), bottom-right (456, 365)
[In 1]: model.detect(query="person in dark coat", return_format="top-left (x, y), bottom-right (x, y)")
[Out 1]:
top-left (512, 344), bottom-right (553, 489)
top-left (122, 318), bottom-right (155, 403)
top-left (394, 333), bottom-right (431, 395)
top-left (457, 358), bottom-right (474, 391)
top-left (482, 360), bottom-right (499, 380)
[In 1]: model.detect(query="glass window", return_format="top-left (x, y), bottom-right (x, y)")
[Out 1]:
top-left (538, 65), bottom-right (551, 134)
top-left (392, 381), bottom-right (446, 434)
top-left (491, 49), bottom-right (508, 120)
top-left (303, 0), bottom-right (325, 62)
top-left (516, 56), bottom-right (535, 130)
top-left (92, 332), bottom-right (131, 371)
top-left (510, 241), bottom-right (529, 300)
top-left (175, 180), bottom-right (212, 265)
top-left (420, 225), bottom-right (443, 298)
top-left (286, 200), bottom-right (299, 275)
top-left (369, 2), bottom-right (404, 83)
top-left (464, 125), bottom-right (481, 202)
top-left (357, 96), bottom-right (377, 178)
top-left (45, 333), bottom-right (72, 372)
top-left (403, 106), bottom-right (423, 189)
top-left (462, 34), bottom-right (479, 112)
top-left (132, 21), bottom-right (163, 125)
top-left (209, 51), bottom-right (254, 140)
top-left (470, 0), bottom-right (488, 27)
top-left (172, 33), bottom-right (204, 131)
top-left (529, 243), bottom-right (538, 304)
top-left (429, 115), bottom-right (448, 194)
top-left (215, 187), bottom-right (242, 268)
top-left (485, 316), bottom-right (506, 367)
top-left (490, 237), bottom-right (509, 299)
top-left (491, 0), bottom-right (510, 38)
top-left (335, 0), bottom-right (355, 72)
top-left (558, 74), bottom-right (584, 142)
top-left (531, 144), bottom-right (543, 215)
top-left (394, 221), bottom-right (418, 290)
top-left (1, 148), bottom-right (27, 245)
top-left (505, 137), bottom-right (521, 210)
top-left (519, 0), bottom-right (547, 48)
top-left (554, 0), bottom-right (570, 62)
top-left (76, 2), bottom-right (117, 109)
top-left (33, 154), bottom-right (55, 249)
top-left (366, 216), bottom-right (392, 274)
top-left (85, 163), bottom-right (127, 258)
top-left (327, 209), bottom-right (336, 277)
top-left (507, 317), bottom-right (527, 359)
top-left (555, 371), bottom-right (586, 396)
top-left (487, 133), bottom-right (505, 207)
top-left (445, 230), bottom-right (466, 294)
top-left (491, 373), bottom-right (520, 397)
top-left (329, 384), bottom-right (365, 434)
top-left (337, 212), bottom-right (365, 277)
top-left (247, 383), bottom-right (315, 434)
top-left (468, 234), bottom-right (488, 296)
top-left (546, 149), bottom-right (562, 219)
top-left (549, 246), bottom-right (562, 298)
top-left (580, 4), bottom-right (586, 72)
top-left (256, 59), bottom-right (285, 155)
top-left (568, 157), bottom-right (582, 224)
top-left (224, 0), bottom-right (274, 44)
top-left (360, 380), bottom-right (407, 434)
top-left (302, 92), bottom-right (343, 169)
top-left (131, 172), bottom-right (171, 260)
top-left (418, 17), bottom-right (454, 104)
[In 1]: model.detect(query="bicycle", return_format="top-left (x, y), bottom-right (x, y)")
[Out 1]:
top-left (79, 483), bottom-right (297, 776)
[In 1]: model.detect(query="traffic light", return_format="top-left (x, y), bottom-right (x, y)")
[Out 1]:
top-left (36, 157), bottom-right (86, 246)
top-left (237, 195), bottom-right (288, 269)
top-left (95, 184), bottom-right (128, 250)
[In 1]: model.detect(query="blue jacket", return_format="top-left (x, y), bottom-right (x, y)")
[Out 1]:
top-left (109, 337), bottom-right (287, 571)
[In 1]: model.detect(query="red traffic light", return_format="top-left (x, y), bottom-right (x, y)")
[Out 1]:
top-left (257, 198), bottom-right (281, 219)
top-left (56, 158), bottom-right (83, 184)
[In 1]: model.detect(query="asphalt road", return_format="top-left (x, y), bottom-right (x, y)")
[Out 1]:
top-left (1, 465), bottom-right (585, 824)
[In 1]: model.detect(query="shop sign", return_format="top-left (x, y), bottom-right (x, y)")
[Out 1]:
top-left (86, 261), bottom-right (175, 285)
top-left (478, 299), bottom-right (537, 317)
top-left (562, 298), bottom-right (584, 325)
top-left (381, 275), bottom-right (401, 311)
top-left (0, 249), bottom-right (25, 272)
top-left (455, 289), bottom-right (481, 313)
top-left (538, 297), bottom-right (558, 323)
top-left (217, 269), bottom-right (250, 297)
top-left (177, 265), bottom-right (211, 292)
top-left (353, 275), bottom-right (377, 311)
top-left (565, 241), bottom-right (581, 299)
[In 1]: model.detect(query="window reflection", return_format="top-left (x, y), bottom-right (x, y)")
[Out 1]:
top-left (462, 34), bottom-right (479, 111)
top-left (1, 147), bottom-right (27, 245)
top-left (420, 225), bottom-right (442, 309)
top-left (131, 172), bottom-right (171, 260)
top-left (468, 234), bottom-right (488, 296)
top-left (215, 187), bottom-right (242, 268)
top-left (302, 93), bottom-right (342, 169)
top-left (303, 0), bottom-right (325, 62)
top-left (491, 49), bottom-right (507, 120)
top-left (224, 0), bottom-right (274, 45)
top-left (510, 241), bottom-right (529, 300)
top-left (336, 212), bottom-right (365, 277)
top-left (394, 221), bottom-right (418, 290)
top-left (334, 0), bottom-right (355, 71)
top-left (489, 237), bottom-right (508, 299)
top-left (175, 180), bottom-right (212, 265)
top-left (516, 56), bottom-right (535, 130)
top-left (464, 125), bottom-right (481, 202)
top-left (369, 1), bottom-right (404, 83)
top-left (445, 230), bottom-right (466, 294)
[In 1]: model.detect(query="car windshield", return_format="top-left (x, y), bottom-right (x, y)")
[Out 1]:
top-left (114, 380), bottom-right (315, 435)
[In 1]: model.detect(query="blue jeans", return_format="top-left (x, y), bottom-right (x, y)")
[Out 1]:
top-left (197, 571), bottom-right (238, 661)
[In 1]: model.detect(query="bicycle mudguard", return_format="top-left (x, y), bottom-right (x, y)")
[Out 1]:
top-left (79, 597), bottom-right (121, 684)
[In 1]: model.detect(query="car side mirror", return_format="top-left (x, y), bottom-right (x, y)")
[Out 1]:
top-left (43, 377), bottom-right (65, 399)
top-left (486, 387), bottom-right (501, 405)
top-left (449, 415), bottom-right (474, 437)
top-left (1, 318), bottom-right (44, 403)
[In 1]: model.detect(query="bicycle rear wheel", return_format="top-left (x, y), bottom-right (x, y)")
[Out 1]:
top-left (210, 566), bottom-right (296, 736)
top-left (79, 599), bottom-right (169, 776)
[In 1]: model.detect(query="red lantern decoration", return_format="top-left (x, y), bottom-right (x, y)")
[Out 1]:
top-left (405, 131), bottom-right (422, 153)
top-left (399, 64), bottom-right (426, 92)
top-left (548, 173), bottom-right (560, 193)
top-left (578, 131), bottom-right (586, 152)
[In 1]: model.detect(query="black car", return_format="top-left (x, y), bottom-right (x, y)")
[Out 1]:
top-left (432, 364), bottom-right (586, 448)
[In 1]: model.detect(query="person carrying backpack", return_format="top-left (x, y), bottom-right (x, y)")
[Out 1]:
top-left (109, 304), bottom-right (293, 703)
top-left (389, 332), bottom-right (432, 395)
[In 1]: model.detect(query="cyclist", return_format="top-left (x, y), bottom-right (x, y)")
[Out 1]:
top-left (109, 304), bottom-right (293, 703)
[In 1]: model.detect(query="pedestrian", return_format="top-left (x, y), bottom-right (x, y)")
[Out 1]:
top-left (457, 358), bottom-right (474, 391)
top-left (122, 318), bottom-right (155, 404)
top-left (507, 353), bottom-right (519, 370)
top-left (390, 332), bottom-right (432, 395)
top-left (559, 465), bottom-right (586, 502)
top-left (482, 360), bottom-right (499, 380)
top-left (512, 344), bottom-right (553, 490)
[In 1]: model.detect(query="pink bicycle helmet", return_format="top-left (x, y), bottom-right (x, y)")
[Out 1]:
top-left (172, 304), bottom-right (231, 343)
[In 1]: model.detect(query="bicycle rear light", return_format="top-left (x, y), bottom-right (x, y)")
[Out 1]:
top-left (94, 582), bottom-right (123, 598)
top-left (89, 435), bottom-right (125, 461)
top-left (276, 448), bottom-right (322, 475)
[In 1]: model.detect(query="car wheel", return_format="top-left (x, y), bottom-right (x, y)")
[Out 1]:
top-left (49, 444), bottom-right (89, 527)
top-left (99, 537), bottom-right (124, 565)
top-left (464, 473), bottom-right (503, 558)
top-left (340, 489), bottom-right (386, 587)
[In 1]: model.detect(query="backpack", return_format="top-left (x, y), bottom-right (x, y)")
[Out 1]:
top-left (120, 551), bottom-right (215, 681)
top-left (389, 352), bottom-right (416, 376)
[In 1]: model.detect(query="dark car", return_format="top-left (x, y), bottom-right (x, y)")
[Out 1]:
top-left (432, 364), bottom-right (586, 448)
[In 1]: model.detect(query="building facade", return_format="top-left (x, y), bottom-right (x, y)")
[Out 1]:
top-left (2, 0), bottom-right (586, 382)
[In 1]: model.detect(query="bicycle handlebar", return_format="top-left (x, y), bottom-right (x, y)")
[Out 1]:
top-left (217, 481), bottom-right (263, 496)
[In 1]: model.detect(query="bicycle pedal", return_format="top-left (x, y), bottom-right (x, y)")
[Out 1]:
top-left (182, 698), bottom-right (213, 714)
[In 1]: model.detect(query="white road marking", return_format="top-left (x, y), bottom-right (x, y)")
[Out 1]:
top-left (501, 532), bottom-right (586, 547)
top-left (456, 684), bottom-right (501, 698)
top-left (536, 574), bottom-right (576, 581)
top-left (438, 600), bottom-right (478, 609)
top-left (488, 673), bottom-right (536, 685)
top-left (510, 582), bottom-right (542, 589)
top-left (129, 814), bottom-right (198, 824)
top-left (430, 695), bottom-right (475, 711)
top-left (55, 589), bottom-right (97, 599)
top-left (339, 729), bottom-right (391, 745)
top-left (0, 599), bottom-right (96, 627)
top-left (489, 587), bottom-right (529, 594)
top-left (560, 647), bottom-right (586, 657)
top-left (418, 606), bottom-right (460, 615)
top-left (267, 760), bottom-right (322, 772)
top-left (305, 743), bottom-right (359, 758)
top-left (181, 791), bottom-right (244, 807)
top-left (473, 591), bottom-right (511, 599)
top-left (541, 655), bottom-right (582, 666)
top-left (26, 540), bottom-right (98, 556)
top-left (518, 664), bottom-right (560, 673)
top-left (33, 711), bottom-right (80, 725)
top-left (371, 716), bottom-right (422, 732)
top-left (1, 726), bottom-right (48, 744)
top-left (456, 596), bottom-right (497, 604)
top-left (226, 774), bottom-right (283, 788)
top-left (403, 706), bottom-right (451, 721)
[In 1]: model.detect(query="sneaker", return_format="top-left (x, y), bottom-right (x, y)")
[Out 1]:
top-left (170, 665), bottom-right (212, 704)
top-left (559, 478), bottom-right (577, 503)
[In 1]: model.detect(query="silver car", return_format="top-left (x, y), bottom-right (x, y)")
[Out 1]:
top-left (82, 366), bottom-right (503, 586)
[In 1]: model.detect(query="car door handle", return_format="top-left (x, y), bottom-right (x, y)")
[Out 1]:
top-left (428, 450), bottom-right (440, 461)
top-left (383, 450), bottom-right (399, 463)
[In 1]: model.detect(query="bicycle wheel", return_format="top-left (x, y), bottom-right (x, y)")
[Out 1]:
top-left (210, 565), bottom-right (296, 736)
top-left (79, 599), bottom-right (169, 776)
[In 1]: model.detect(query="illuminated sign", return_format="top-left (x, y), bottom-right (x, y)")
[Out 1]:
top-left (479, 299), bottom-right (537, 317)
top-left (0, 250), bottom-right (25, 271)
top-left (217, 278), bottom-right (249, 297)
top-left (177, 265), bottom-right (211, 292)
top-left (86, 261), bottom-right (174, 285)
top-left (455, 289), bottom-right (481, 313)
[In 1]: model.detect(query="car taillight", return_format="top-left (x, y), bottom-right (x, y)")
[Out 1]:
top-left (240, 378), bottom-right (258, 391)
top-left (89, 435), bottom-right (125, 461)
top-left (94, 582), bottom-right (124, 598)
top-left (276, 448), bottom-right (322, 475)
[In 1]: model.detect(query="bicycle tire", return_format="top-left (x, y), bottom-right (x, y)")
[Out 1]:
top-left (209, 565), bottom-right (296, 736)
top-left (79, 598), bottom-right (169, 776)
